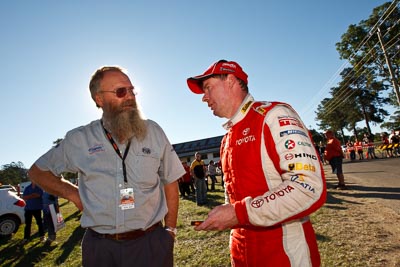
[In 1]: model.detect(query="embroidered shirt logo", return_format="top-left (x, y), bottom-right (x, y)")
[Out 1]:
top-left (142, 147), bottom-right (151, 154)
top-left (88, 144), bottom-right (105, 154)
top-left (236, 129), bottom-right (256, 146)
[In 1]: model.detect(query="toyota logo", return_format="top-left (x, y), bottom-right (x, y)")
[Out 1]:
top-left (251, 199), bottom-right (264, 208)
top-left (242, 128), bottom-right (250, 136)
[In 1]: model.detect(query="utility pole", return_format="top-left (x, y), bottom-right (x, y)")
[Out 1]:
top-left (377, 27), bottom-right (400, 106)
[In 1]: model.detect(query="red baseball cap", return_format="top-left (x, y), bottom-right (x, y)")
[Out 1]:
top-left (187, 60), bottom-right (248, 94)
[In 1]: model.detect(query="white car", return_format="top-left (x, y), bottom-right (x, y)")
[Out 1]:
top-left (0, 190), bottom-right (26, 236)
top-left (0, 184), bottom-right (18, 193)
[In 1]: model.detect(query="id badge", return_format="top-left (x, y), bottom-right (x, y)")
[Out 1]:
top-left (119, 188), bottom-right (135, 210)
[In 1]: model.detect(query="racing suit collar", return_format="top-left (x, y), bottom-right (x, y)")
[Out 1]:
top-left (222, 94), bottom-right (254, 130)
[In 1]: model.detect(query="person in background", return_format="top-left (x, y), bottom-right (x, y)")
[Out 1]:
top-left (179, 161), bottom-right (192, 199)
top-left (190, 152), bottom-right (207, 206)
top-left (389, 130), bottom-right (399, 157)
top-left (16, 184), bottom-right (21, 197)
top-left (217, 160), bottom-right (224, 188)
top-left (28, 66), bottom-right (185, 267)
top-left (381, 132), bottom-right (391, 158)
top-left (325, 130), bottom-right (346, 190)
top-left (187, 59), bottom-right (326, 266)
top-left (207, 160), bottom-right (217, 191)
top-left (42, 191), bottom-right (59, 244)
top-left (318, 141), bottom-right (327, 164)
top-left (363, 133), bottom-right (378, 159)
top-left (346, 139), bottom-right (356, 161)
top-left (354, 138), bottom-right (364, 160)
top-left (21, 181), bottom-right (45, 244)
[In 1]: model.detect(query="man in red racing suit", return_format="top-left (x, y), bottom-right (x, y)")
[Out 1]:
top-left (187, 59), bottom-right (326, 267)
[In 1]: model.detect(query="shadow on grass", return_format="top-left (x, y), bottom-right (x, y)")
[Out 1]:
top-left (343, 185), bottom-right (400, 200)
top-left (64, 209), bottom-right (82, 222)
top-left (204, 191), bottom-right (225, 207)
top-left (0, 234), bottom-right (12, 246)
top-left (6, 228), bottom-right (84, 267)
top-left (54, 208), bottom-right (84, 265)
top-left (59, 201), bottom-right (70, 208)
top-left (180, 189), bottom-right (225, 208)
top-left (1, 234), bottom-right (57, 267)
top-left (326, 178), bottom-right (400, 201)
top-left (0, 207), bottom-right (85, 267)
top-left (316, 233), bottom-right (331, 242)
top-left (55, 226), bottom-right (85, 265)
top-left (323, 169), bottom-right (400, 216)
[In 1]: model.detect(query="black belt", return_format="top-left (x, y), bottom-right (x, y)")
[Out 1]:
top-left (90, 222), bottom-right (162, 241)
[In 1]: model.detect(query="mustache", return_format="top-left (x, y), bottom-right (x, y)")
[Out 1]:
top-left (122, 99), bottom-right (136, 107)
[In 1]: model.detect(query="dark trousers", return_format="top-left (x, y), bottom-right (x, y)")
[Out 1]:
top-left (209, 175), bottom-right (217, 191)
top-left (179, 182), bottom-right (191, 197)
top-left (24, 209), bottom-right (45, 239)
top-left (350, 151), bottom-right (356, 160)
top-left (82, 226), bottom-right (174, 267)
top-left (43, 211), bottom-right (56, 239)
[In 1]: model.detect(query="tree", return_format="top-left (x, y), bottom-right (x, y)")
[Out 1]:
top-left (309, 128), bottom-right (324, 144)
top-left (338, 67), bottom-right (389, 135)
top-left (0, 162), bottom-right (28, 185)
top-left (318, 0), bottom-right (398, 135)
top-left (380, 109), bottom-right (400, 130)
top-left (335, 1), bottom-right (400, 108)
top-left (315, 97), bottom-right (349, 143)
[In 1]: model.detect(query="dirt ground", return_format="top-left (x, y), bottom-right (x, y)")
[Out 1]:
top-left (315, 168), bottom-right (400, 267)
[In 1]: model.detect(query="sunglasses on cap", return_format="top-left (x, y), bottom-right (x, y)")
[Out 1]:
top-left (99, 87), bottom-right (137, 98)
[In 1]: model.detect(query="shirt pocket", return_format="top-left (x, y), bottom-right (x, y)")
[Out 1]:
top-left (128, 149), bottom-right (161, 189)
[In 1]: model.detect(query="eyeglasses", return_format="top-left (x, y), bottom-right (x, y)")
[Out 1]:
top-left (99, 87), bottom-right (137, 98)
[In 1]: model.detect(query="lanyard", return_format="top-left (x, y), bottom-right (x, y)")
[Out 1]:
top-left (101, 120), bottom-right (131, 183)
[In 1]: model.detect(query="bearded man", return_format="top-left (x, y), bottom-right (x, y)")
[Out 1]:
top-left (28, 66), bottom-right (184, 267)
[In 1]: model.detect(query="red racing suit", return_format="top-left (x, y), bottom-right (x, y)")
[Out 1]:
top-left (221, 94), bottom-right (326, 267)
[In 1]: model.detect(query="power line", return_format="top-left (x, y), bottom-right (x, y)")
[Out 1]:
top-left (301, 0), bottom-right (399, 125)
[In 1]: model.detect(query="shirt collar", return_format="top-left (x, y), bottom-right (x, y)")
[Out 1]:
top-left (222, 94), bottom-right (254, 130)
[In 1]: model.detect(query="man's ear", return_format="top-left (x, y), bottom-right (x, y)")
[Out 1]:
top-left (95, 93), bottom-right (103, 108)
top-left (227, 74), bottom-right (236, 88)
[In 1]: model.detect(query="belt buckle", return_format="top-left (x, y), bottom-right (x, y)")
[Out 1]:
top-left (115, 233), bottom-right (122, 241)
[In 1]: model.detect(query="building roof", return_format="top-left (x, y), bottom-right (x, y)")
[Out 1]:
top-left (173, 135), bottom-right (224, 158)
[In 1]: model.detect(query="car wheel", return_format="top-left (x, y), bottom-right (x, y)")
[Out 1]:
top-left (0, 215), bottom-right (21, 236)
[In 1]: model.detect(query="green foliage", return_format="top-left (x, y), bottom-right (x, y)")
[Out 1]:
top-left (0, 162), bottom-right (28, 186)
top-left (309, 128), bottom-right (324, 144)
top-left (380, 109), bottom-right (400, 130)
top-left (317, 1), bottom-right (400, 133)
top-left (1, 177), bottom-right (394, 266)
top-left (0, 186), bottom-right (232, 267)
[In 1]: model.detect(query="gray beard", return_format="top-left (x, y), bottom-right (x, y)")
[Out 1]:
top-left (103, 101), bottom-right (147, 143)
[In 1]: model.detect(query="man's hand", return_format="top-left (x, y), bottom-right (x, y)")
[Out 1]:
top-left (194, 204), bottom-right (238, 231)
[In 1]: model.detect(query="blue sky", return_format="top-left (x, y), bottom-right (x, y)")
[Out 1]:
top-left (0, 0), bottom-right (390, 168)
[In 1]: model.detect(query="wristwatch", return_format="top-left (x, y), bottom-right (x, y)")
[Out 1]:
top-left (165, 226), bottom-right (178, 235)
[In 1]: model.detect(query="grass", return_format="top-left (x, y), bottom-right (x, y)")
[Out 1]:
top-left (1, 174), bottom-right (398, 266)
top-left (0, 188), bottom-right (231, 267)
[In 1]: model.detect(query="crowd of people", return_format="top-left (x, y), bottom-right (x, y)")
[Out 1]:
top-left (178, 153), bottom-right (223, 205)
top-left (315, 130), bottom-right (400, 162)
top-left (313, 129), bottom-right (400, 192)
